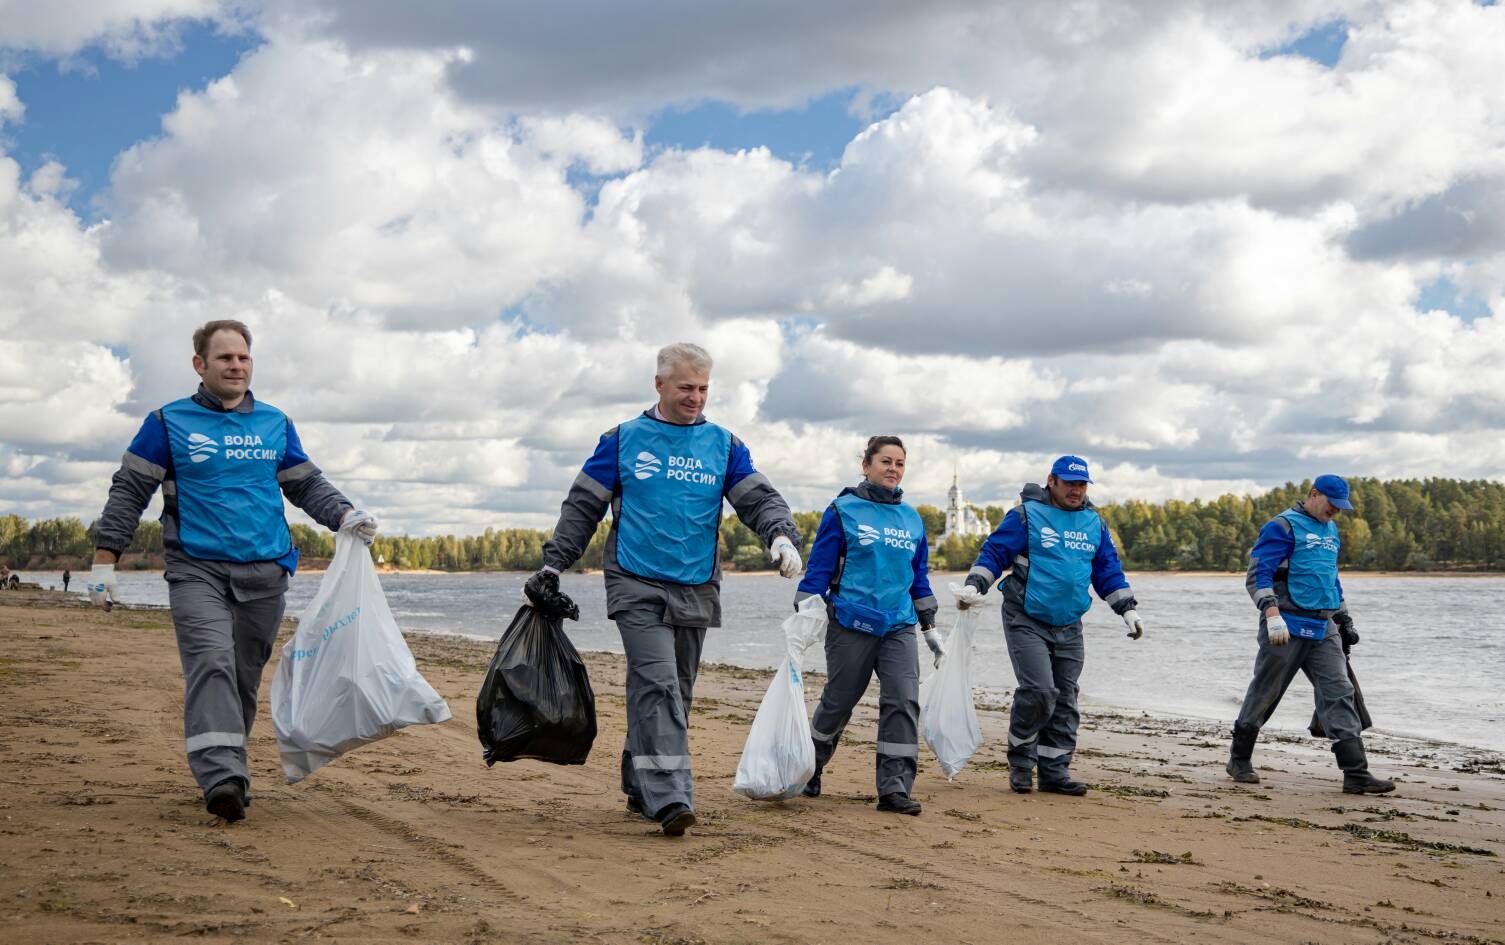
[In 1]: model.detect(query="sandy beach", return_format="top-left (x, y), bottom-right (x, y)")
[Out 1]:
top-left (2, 589), bottom-right (1502, 945)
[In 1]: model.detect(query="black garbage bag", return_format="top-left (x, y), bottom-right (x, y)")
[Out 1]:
top-left (1309, 656), bottom-right (1373, 737)
top-left (476, 580), bottom-right (596, 766)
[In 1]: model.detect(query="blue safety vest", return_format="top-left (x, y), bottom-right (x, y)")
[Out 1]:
top-left (1277, 508), bottom-right (1342, 613)
top-left (827, 493), bottom-right (922, 635)
top-left (160, 397), bottom-right (292, 563)
top-left (1021, 500), bottom-right (1102, 626)
top-left (614, 415), bottom-right (732, 585)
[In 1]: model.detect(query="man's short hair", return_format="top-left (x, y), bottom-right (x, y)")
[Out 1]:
top-left (656, 342), bottom-right (713, 379)
top-left (193, 320), bottom-right (253, 359)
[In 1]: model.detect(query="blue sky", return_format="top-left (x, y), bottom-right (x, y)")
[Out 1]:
top-left (7, 22), bottom-right (259, 216)
top-left (2, 2), bottom-right (1503, 532)
top-left (9, 27), bottom-right (881, 218)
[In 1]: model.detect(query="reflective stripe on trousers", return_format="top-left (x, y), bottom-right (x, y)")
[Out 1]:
top-left (1003, 609), bottom-right (1084, 778)
top-left (616, 609), bottom-right (706, 818)
top-left (809, 623), bottom-right (920, 798)
top-left (168, 574), bottom-right (285, 797)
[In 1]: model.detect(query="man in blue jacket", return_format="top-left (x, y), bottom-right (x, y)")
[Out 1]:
top-left (89, 320), bottom-right (375, 822)
top-left (530, 343), bottom-right (801, 836)
top-left (954, 456), bottom-right (1145, 796)
top-left (1228, 475), bottom-right (1393, 794)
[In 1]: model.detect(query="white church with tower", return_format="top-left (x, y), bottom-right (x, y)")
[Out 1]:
top-left (941, 472), bottom-right (992, 540)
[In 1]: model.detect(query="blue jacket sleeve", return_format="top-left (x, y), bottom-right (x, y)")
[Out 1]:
top-left (795, 506), bottom-right (843, 600)
top-left (126, 412), bottom-right (171, 468)
top-left (580, 429), bottom-right (621, 492)
top-left (278, 419), bottom-right (310, 472)
top-left (910, 529), bottom-right (935, 602)
top-left (1091, 524), bottom-right (1136, 613)
top-left (968, 509), bottom-right (1028, 586)
top-left (1247, 518), bottom-right (1295, 609)
top-left (910, 528), bottom-right (938, 627)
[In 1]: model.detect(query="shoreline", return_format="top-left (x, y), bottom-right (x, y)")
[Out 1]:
top-left (13, 585), bottom-right (1503, 756)
top-left (3, 589), bottom-right (1503, 944)
top-left (17, 567), bottom-right (1505, 579)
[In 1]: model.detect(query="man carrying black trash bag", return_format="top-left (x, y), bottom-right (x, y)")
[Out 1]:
top-left (1228, 475), bottom-right (1394, 795)
top-left (477, 574), bottom-right (596, 766)
top-left (1250, 613), bottom-right (1373, 739)
top-left (530, 342), bottom-right (802, 837)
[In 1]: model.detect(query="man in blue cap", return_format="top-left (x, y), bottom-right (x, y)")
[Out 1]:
top-left (954, 456), bottom-right (1145, 796)
top-left (1227, 475), bottom-right (1394, 794)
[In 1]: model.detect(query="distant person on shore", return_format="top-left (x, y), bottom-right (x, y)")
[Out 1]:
top-left (62, 568), bottom-right (71, 592)
top-left (529, 342), bottom-right (801, 837)
top-left (795, 435), bottom-right (939, 815)
top-left (1227, 475), bottom-right (1394, 794)
top-left (89, 319), bottom-right (377, 822)
top-left (954, 456), bottom-right (1145, 796)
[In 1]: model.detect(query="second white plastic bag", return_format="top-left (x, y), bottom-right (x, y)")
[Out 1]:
top-left (272, 531), bottom-right (452, 783)
top-left (920, 586), bottom-right (983, 779)
top-left (732, 595), bottom-right (827, 800)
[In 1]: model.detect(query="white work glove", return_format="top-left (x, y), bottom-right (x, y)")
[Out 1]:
top-left (340, 508), bottom-right (379, 545)
top-left (923, 627), bottom-right (946, 668)
top-left (1122, 609), bottom-right (1144, 640)
top-left (953, 584), bottom-right (986, 610)
top-left (769, 536), bottom-right (802, 579)
top-left (1265, 612), bottom-right (1291, 646)
top-left (88, 563), bottom-right (119, 609)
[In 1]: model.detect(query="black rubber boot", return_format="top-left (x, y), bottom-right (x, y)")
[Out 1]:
top-left (802, 767), bottom-right (822, 798)
top-left (1009, 767), bottom-right (1033, 794)
top-left (1226, 725), bottom-right (1260, 784)
top-left (657, 803), bottom-right (697, 836)
top-left (877, 793), bottom-right (922, 815)
top-left (1333, 738), bottom-right (1395, 795)
top-left (1037, 777), bottom-right (1089, 796)
top-left (205, 778), bottom-right (246, 822)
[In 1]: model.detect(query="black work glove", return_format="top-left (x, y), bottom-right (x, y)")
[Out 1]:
top-left (1334, 613), bottom-right (1359, 649)
top-left (524, 569), bottom-right (579, 621)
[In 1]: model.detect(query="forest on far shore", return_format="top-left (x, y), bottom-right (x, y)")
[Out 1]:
top-left (5, 477), bottom-right (1504, 575)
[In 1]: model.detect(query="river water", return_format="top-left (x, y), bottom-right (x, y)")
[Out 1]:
top-left (25, 568), bottom-right (1504, 753)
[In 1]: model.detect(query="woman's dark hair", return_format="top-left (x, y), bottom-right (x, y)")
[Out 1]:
top-left (862, 435), bottom-right (906, 465)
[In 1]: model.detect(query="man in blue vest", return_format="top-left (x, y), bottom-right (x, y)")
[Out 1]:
top-left (531, 342), bottom-right (801, 836)
top-left (88, 320), bottom-right (374, 822)
top-left (1227, 475), bottom-right (1394, 794)
top-left (954, 456), bottom-right (1145, 796)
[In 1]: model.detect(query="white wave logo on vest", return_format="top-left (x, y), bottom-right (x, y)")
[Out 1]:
top-left (857, 524), bottom-right (880, 546)
top-left (633, 451), bottom-right (662, 480)
top-left (187, 432), bottom-right (218, 463)
top-left (1304, 532), bottom-right (1338, 552)
top-left (1039, 526), bottom-right (1060, 548)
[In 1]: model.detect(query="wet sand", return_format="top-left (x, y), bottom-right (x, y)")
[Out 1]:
top-left (2, 589), bottom-right (1502, 945)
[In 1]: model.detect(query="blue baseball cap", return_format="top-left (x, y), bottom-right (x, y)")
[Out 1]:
top-left (1313, 474), bottom-right (1353, 510)
top-left (1050, 455), bottom-right (1093, 483)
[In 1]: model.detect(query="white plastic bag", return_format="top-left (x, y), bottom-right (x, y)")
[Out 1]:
top-left (271, 531), bottom-right (452, 783)
top-left (920, 586), bottom-right (983, 779)
top-left (732, 595), bottom-right (827, 800)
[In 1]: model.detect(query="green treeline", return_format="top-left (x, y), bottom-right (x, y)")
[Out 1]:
top-left (5, 478), bottom-right (1505, 573)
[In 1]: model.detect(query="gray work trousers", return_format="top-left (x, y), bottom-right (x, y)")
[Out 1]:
top-left (810, 624), bottom-right (920, 798)
top-left (1004, 609), bottom-right (1085, 781)
top-left (615, 609), bottom-right (707, 818)
top-left (166, 565), bottom-right (287, 798)
top-left (1234, 616), bottom-right (1361, 743)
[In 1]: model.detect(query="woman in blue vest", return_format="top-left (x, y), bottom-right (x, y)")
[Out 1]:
top-left (796, 436), bottom-right (941, 815)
